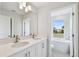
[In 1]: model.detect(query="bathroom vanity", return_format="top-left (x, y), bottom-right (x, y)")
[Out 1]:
top-left (0, 37), bottom-right (47, 57)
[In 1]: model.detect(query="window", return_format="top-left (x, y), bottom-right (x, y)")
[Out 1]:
top-left (51, 13), bottom-right (71, 40)
top-left (51, 14), bottom-right (65, 39)
top-left (52, 20), bottom-right (64, 38)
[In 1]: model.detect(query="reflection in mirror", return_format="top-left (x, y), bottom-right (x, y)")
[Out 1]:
top-left (0, 15), bottom-right (10, 39)
top-left (0, 14), bottom-right (23, 39)
top-left (0, 13), bottom-right (31, 39)
top-left (23, 17), bottom-right (31, 36)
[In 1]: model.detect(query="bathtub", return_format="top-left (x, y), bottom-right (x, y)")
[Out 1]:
top-left (50, 40), bottom-right (70, 57)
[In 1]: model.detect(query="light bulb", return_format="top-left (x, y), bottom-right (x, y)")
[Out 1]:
top-left (25, 7), bottom-right (28, 13)
top-left (19, 5), bottom-right (23, 9)
top-left (22, 2), bottom-right (26, 7)
top-left (19, 2), bottom-right (23, 9)
top-left (28, 5), bottom-right (32, 11)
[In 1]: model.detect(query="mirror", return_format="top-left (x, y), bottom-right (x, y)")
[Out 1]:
top-left (0, 13), bottom-right (38, 39)
top-left (12, 16), bottom-right (23, 37)
top-left (0, 2), bottom-right (38, 39)
top-left (0, 14), bottom-right (23, 39)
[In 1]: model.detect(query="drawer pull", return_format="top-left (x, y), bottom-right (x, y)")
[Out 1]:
top-left (25, 53), bottom-right (27, 57)
top-left (42, 43), bottom-right (44, 48)
top-left (28, 52), bottom-right (30, 57)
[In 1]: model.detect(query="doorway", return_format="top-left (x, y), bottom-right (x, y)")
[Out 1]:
top-left (49, 8), bottom-right (74, 57)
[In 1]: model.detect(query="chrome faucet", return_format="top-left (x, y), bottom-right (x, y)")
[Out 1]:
top-left (30, 33), bottom-right (35, 38)
top-left (15, 35), bottom-right (20, 43)
top-left (32, 33), bottom-right (37, 39)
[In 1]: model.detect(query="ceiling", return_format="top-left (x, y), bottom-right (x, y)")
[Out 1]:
top-left (0, 2), bottom-right (75, 15)
top-left (31, 2), bottom-right (75, 9)
top-left (31, 2), bottom-right (50, 8)
top-left (0, 2), bottom-right (25, 15)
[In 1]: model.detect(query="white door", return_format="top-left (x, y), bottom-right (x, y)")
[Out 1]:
top-left (50, 8), bottom-right (73, 57)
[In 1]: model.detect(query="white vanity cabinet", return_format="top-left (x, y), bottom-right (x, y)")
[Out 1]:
top-left (10, 39), bottom-right (47, 57)
top-left (10, 49), bottom-right (27, 57)
top-left (35, 43), bottom-right (42, 57)
top-left (10, 46), bottom-right (36, 57)
top-left (26, 45), bottom-right (36, 57)
top-left (41, 39), bottom-right (47, 57)
top-left (36, 39), bottom-right (47, 57)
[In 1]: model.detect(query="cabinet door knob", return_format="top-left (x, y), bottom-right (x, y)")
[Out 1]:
top-left (42, 43), bottom-right (44, 48)
top-left (28, 52), bottom-right (30, 57)
top-left (25, 53), bottom-right (27, 57)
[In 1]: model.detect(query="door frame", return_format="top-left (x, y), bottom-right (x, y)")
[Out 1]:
top-left (49, 8), bottom-right (74, 57)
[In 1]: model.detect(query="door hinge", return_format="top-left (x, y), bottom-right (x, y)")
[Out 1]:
top-left (72, 34), bottom-right (74, 38)
top-left (72, 12), bottom-right (74, 16)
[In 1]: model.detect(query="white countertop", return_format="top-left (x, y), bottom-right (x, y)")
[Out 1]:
top-left (0, 37), bottom-right (46, 57)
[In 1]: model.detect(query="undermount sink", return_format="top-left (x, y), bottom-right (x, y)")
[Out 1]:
top-left (12, 42), bottom-right (29, 48)
top-left (34, 37), bottom-right (40, 40)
